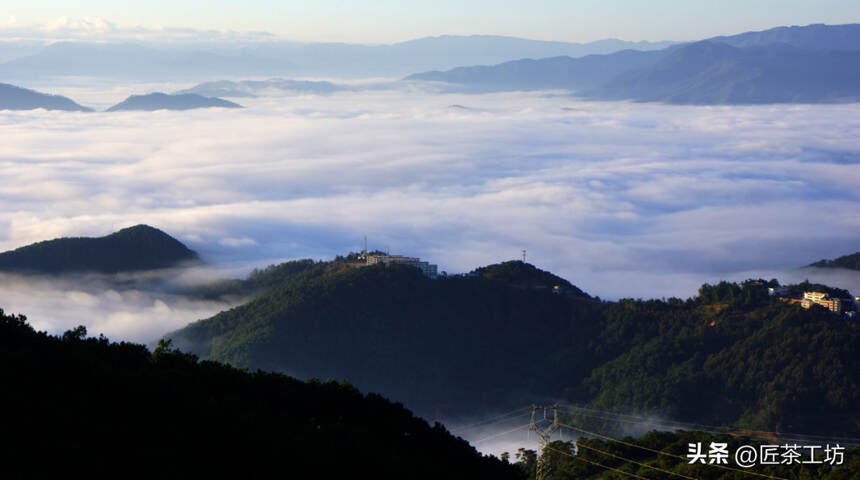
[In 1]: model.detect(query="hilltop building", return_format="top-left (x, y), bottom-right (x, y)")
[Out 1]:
top-left (358, 236), bottom-right (438, 277)
top-left (800, 291), bottom-right (843, 314)
top-left (366, 253), bottom-right (438, 277)
top-left (768, 286), bottom-right (791, 296)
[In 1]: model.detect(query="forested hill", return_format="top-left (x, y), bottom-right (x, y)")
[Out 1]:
top-left (809, 251), bottom-right (860, 270)
top-left (0, 224), bottom-right (199, 274)
top-left (169, 260), bottom-right (597, 420)
top-left (0, 310), bottom-right (521, 479)
top-left (169, 258), bottom-right (860, 437)
top-left (472, 260), bottom-right (589, 296)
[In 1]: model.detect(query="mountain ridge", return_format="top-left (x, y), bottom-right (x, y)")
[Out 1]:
top-left (0, 82), bottom-right (92, 111)
top-left (405, 23), bottom-right (860, 104)
top-left (0, 224), bottom-right (199, 274)
top-left (0, 35), bottom-right (675, 80)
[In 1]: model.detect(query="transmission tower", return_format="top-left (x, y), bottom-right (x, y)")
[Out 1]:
top-left (529, 404), bottom-right (559, 480)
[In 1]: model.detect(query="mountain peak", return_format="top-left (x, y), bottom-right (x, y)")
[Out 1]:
top-left (471, 260), bottom-right (589, 297)
top-left (0, 83), bottom-right (92, 112)
top-left (0, 225), bottom-right (199, 274)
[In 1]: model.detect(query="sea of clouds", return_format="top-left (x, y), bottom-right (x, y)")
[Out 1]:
top-left (2, 87), bottom-right (860, 341)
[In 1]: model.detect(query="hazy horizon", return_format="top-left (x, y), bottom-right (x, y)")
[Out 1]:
top-left (3, 1), bottom-right (860, 44)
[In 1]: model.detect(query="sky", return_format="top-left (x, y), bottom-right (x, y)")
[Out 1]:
top-left (3, 0), bottom-right (860, 44)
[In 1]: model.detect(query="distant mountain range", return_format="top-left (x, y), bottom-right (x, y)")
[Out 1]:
top-left (175, 79), bottom-right (349, 98)
top-left (106, 92), bottom-right (243, 111)
top-left (6, 23), bottom-right (860, 105)
top-left (405, 49), bottom-right (667, 93)
top-left (0, 82), bottom-right (92, 111)
top-left (406, 23), bottom-right (860, 104)
top-left (0, 225), bottom-right (199, 274)
top-left (0, 35), bottom-right (674, 81)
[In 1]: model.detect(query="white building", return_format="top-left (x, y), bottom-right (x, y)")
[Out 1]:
top-left (366, 253), bottom-right (438, 277)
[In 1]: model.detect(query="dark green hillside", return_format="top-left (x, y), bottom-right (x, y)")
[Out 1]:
top-left (191, 258), bottom-right (329, 300)
top-left (169, 259), bottom-right (860, 437)
top-left (810, 251), bottom-right (860, 271)
top-left (0, 310), bottom-right (521, 479)
top-left (0, 224), bottom-right (199, 274)
top-left (169, 261), bottom-right (598, 419)
top-left (572, 295), bottom-right (860, 436)
top-left (473, 260), bottom-right (589, 297)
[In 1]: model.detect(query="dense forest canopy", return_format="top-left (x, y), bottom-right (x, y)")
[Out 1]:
top-left (0, 309), bottom-right (520, 479)
top-left (168, 256), bottom-right (860, 438)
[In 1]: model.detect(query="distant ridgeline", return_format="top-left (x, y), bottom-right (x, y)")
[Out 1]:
top-left (809, 251), bottom-right (860, 271)
top-left (0, 311), bottom-right (519, 479)
top-left (0, 224), bottom-right (199, 274)
top-left (167, 257), bottom-right (860, 438)
top-left (0, 82), bottom-right (92, 111)
top-left (405, 23), bottom-right (860, 104)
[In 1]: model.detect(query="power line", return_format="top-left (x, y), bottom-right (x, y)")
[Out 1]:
top-left (557, 403), bottom-right (860, 446)
top-left (558, 422), bottom-right (789, 480)
top-left (573, 441), bottom-right (699, 480)
top-left (449, 406), bottom-right (532, 434)
top-left (472, 423), bottom-right (531, 444)
top-left (544, 445), bottom-right (653, 480)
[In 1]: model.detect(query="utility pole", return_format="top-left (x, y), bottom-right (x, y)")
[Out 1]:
top-left (522, 249), bottom-right (527, 263)
top-left (529, 404), bottom-right (559, 480)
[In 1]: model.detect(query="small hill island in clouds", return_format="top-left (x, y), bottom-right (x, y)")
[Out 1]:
top-left (175, 78), bottom-right (349, 98)
top-left (809, 251), bottom-right (860, 270)
top-left (0, 83), bottom-right (92, 111)
top-left (105, 92), bottom-right (243, 111)
top-left (0, 225), bottom-right (199, 274)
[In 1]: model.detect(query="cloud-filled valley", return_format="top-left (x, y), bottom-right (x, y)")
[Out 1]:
top-left (2, 88), bottom-right (860, 339)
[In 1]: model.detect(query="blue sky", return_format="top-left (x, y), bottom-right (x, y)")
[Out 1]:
top-left (5, 0), bottom-right (860, 43)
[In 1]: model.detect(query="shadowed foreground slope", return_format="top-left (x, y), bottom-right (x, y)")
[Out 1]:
top-left (0, 310), bottom-right (521, 479)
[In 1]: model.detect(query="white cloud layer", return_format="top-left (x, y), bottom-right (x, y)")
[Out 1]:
top-left (0, 16), bottom-right (276, 44)
top-left (0, 270), bottom-right (233, 344)
top-left (2, 88), bottom-right (860, 340)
